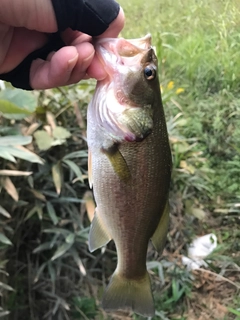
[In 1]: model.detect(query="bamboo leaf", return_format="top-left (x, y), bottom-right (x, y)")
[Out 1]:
top-left (65, 233), bottom-right (75, 244)
top-left (0, 310), bottom-right (10, 317)
top-left (1, 177), bottom-right (19, 201)
top-left (24, 206), bottom-right (38, 221)
top-left (51, 242), bottom-right (72, 261)
top-left (34, 262), bottom-right (47, 283)
top-left (0, 233), bottom-right (12, 246)
top-left (0, 205), bottom-right (11, 218)
top-left (0, 145), bottom-right (43, 164)
top-left (0, 135), bottom-right (32, 146)
top-left (29, 189), bottom-right (46, 202)
top-left (0, 170), bottom-right (32, 176)
top-left (52, 162), bottom-right (62, 195)
top-left (0, 282), bottom-right (14, 291)
top-left (63, 159), bottom-right (84, 182)
top-left (71, 249), bottom-right (86, 276)
top-left (62, 150), bottom-right (88, 160)
top-left (46, 202), bottom-right (59, 225)
top-left (82, 191), bottom-right (95, 222)
top-left (0, 150), bottom-right (16, 162)
top-left (33, 242), bottom-right (52, 254)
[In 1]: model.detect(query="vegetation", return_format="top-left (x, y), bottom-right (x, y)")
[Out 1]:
top-left (0, 0), bottom-right (239, 319)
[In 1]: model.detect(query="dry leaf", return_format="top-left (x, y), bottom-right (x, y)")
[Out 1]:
top-left (0, 170), bottom-right (32, 176)
top-left (29, 189), bottom-right (46, 202)
top-left (52, 162), bottom-right (62, 195)
top-left (1, 176), bottom-right (19, 201)
top-left (82, 191), bottom-right (95, 222)
top-left (46, 111), bottom-right (56, 130)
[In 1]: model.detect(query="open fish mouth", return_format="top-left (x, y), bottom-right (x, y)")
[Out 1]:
top-left (94, 34), bottom-right (153, 74)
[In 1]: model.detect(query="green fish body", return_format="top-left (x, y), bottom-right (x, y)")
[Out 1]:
top-left (87, 35), bottom-right (172, 317)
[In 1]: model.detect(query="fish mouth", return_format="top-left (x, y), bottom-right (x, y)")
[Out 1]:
top-left (94, 34), bottom-right (153, 77)
top-left (95, 34), bottom-right (152, 54)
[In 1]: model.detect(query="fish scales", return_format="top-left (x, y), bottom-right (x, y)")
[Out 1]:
top-left (87, 34), bottom-right (172, 317)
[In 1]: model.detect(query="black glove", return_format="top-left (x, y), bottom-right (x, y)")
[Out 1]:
top-left (52, 0), bottom-right (120, 36)
top-left (0, 0), bottom-right (120, 90)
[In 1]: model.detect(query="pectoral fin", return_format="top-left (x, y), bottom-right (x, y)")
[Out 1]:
top-left (151, 202), bottom-right (170, 254)
top-left (88, 209), bottom-right (112, 252)
top-left (88, 149), bottom-right (93, 188)
top-left (102, 144), bottom-right (131, 182)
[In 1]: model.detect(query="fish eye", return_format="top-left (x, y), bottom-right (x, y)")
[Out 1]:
top-left (144, 65), bottom-right (156, 80)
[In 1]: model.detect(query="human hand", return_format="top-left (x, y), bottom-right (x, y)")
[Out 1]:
top-left (0, 0), bottom-right (124, 90)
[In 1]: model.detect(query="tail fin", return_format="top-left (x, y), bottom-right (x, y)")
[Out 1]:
top-left (102, 271), bottom-right (155, 317)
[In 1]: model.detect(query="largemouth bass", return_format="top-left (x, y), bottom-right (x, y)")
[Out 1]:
top-left (87, 34), bottom-right (172, 317)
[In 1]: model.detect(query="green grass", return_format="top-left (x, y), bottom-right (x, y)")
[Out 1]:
top-left (120, 0), bottom-right (240, 93)
top-left (120, 0), bottom-right (240, 203)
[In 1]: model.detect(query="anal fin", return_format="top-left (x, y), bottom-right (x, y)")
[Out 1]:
top-left (151, 201), bottom-right (170, 254)
top-left (88, 209), bottom-right (112, 252)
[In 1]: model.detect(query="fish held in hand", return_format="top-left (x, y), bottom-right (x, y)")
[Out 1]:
top-left (87, 34), bottom-right (172, 317)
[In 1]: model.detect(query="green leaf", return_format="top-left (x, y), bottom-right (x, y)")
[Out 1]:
top-left (0, 205), bottom-right (11, 218)
top-left (63, 151), bottom-right (88, 160)
top-left (0, 100), bottom-right (32, 116)
top-left (0, 260), bottom-right (8, 269)
top-left (0, 282), bottom-right (14, 291)
top-left (71, 249), bottom-right (86, 276)
top-left (33, 242), bottom-right (52, 254)
top-left (0, 310), bottom-right (10, 317)
top-left (51, 197), bottom-right (84, 203)
top-left (0, 150), bottom-right (16, 162)
top-left (52, 126), bottom-right (71, 140)
top-left (0, 135), bottom-right (32, 146)
top-left (0, 145), bottom-right (43, 164)
top-left (65, 233), bottom-right (75, 244)
top-left (63, 159), bottom-right (84, 182)
top-left (51, 242), bottom-right (73, 261)
top-left (34, 262), bottom-right (47, 283)
top-left (34, 130), bottom-right (54, 151)
top-left (43, 228), bottom-right (70, 236)
top-left (0, 233), bottom-right (12, 246)
top-left (0, 88), bottom-right (37, 119)
top-left (24, 206), bottom-right (39, 221)
top-left (228, 307), bottom-right (240, 316)
top-left (46, 202), bottom-right (59, 225)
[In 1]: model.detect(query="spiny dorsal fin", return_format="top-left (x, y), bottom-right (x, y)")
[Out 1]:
top-left (88, 209), bottom-right (112, 252)
top-left (151, 201), bottom-right (170, 254)
top-left (102, 144), bottom-right (131, 182)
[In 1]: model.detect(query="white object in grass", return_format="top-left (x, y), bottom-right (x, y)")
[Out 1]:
top-left (182, 233), bottom-right (217, 270)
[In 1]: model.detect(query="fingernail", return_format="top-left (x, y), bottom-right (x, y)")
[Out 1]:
top-left (83, 51), bottom-right (95, 64)
top-left (68, 54), bottom-right (78, 68)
